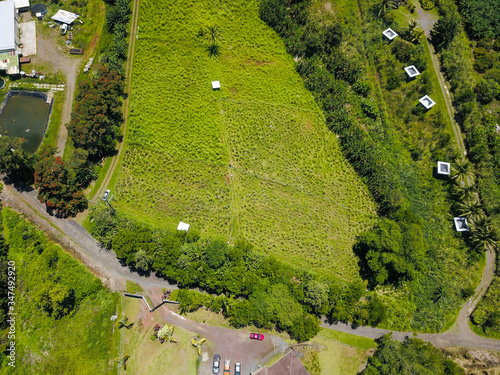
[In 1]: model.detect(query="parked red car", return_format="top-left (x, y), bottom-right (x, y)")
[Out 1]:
top-left (250, 333), bottom-right (264, 340)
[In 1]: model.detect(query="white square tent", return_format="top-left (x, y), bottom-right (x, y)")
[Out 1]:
top-left (211, 80), bottom-right (221, 90)
top-left (177, 222), bottom-right (190, 232)
top-left (454, 217), bottom-right (470, 232)
top-left (404, 65), bottom-right (420, 78)
top-left (419, 95), bottom-right (436, 110)
top-left (437, 161), bottom-right (451, 176)
top-left (382, 28), bottom-right (398, 40)
top-left (51, 9), bottom-right (79, 24)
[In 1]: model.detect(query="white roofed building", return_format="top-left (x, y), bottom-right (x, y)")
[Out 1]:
top-left (14, 0), bottom-right (30, 13)
top-left (0, 0), bottom-right (19, 54)
top-left (51, 9), bottom-right (79, 24)
top-left (0, 0), bottom-right (20, 75)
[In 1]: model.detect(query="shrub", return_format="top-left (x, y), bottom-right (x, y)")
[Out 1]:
top-left (475, 79), bottom-right (500, 104)
top-left (473, 47), bottom-right (496, 73)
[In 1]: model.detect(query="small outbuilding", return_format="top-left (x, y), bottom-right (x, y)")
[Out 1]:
top-left (51, 9), bottom-right (79, 25)
top-left (211, 80), bottom-right (221, 90)
top-left (31, 3), bottom-right (47, 18)
top-left (436, 161), bottom-right (451, 177)
top-left (419, 95), bottom-right (436, 110)
top-left (177, 222), bottom-right (190, 232)
top-left (454, 217), bottom-right (470, 232)
top-left (14, 0), bottom-right (30, 13)
top-left (404, 65), bottom-right (420, 79)
top-left (382, 28), bottom-right (398, 41)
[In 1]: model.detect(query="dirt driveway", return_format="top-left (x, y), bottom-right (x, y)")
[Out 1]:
top-left (35, 33), bottom-right (81, 156)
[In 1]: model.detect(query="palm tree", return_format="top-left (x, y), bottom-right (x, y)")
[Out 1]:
top-left (408, 20), bottom-right (425, 43)
top-left (158, 324), bottom-right (177, 343)
top-left (208, 25), bottom-right (220, 44)
top-left (115, 354), bottom-right (130, 370)
top-left (471, 219), bottom-right (498, 252)
top-left (207, 43), bottom-right (221, 58)
top-left (118, 316), bottom-right (134, 329)
top-left (191, 337), bottom-right (207, 356)
top-left (451, 158), bottom-right (475, 185)
top-left (456, 198), bottom-right (485, 225)
top-left (451, 183), bottom-right (479, 201)
top-left (375, 0), bottom-right (399, 17)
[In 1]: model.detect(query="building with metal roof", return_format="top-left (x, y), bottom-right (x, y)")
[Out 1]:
top-left (0, 0), bottom-right (19, 54)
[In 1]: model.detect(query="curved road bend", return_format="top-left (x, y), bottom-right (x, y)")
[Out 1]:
top-left (0, 182), bottom-right (175, 291)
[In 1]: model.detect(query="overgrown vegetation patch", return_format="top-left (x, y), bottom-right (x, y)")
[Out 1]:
top-left (0, 208), bottom-right (118, 374)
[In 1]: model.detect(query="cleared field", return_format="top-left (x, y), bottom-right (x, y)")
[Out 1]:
top-left (113, 0), bottom-right (377, 280)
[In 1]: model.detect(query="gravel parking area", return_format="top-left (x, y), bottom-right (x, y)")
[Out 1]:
top-left (20, 21), bottom-right (37, 56)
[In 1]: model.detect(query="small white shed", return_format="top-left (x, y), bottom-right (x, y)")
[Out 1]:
top-left (404, 65), bottom-right (420, 78)
top-left (454, 217), bottom-right (469, 232)
top-left (419, 95), bottom-right (436, 109)
top-left (382, 28), bottom-right (398, 41)
top-left (211, 81), bottom-right (220, 90)
top-left (437, 161), bottom-right (450, 176)
top-left (177, 221), bottom-right (190, 232)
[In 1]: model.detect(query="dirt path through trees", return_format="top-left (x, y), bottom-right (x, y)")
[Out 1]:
top-left (415, 2), bottom-right (467, 156)
top-left (92, 0), bottom-right (141, 202)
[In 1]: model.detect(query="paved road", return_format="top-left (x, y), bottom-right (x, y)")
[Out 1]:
top-left (0, 182), bottom-right (175, 291)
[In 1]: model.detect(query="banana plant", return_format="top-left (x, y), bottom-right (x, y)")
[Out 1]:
top-left (191, 337), bottom-right (207, 356)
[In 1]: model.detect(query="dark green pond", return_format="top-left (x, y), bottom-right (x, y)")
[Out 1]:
top-left (0, 93), bottom-right (51, 153)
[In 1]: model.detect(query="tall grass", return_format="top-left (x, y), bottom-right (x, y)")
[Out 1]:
top-left (113, 0), bottom-right (376, 280)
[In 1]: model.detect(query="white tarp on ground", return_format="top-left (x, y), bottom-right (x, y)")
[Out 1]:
top-left (14, 0), bottom-right (30, 10)
top-left (51, 9), bottom-right (79, 24)
top-left (20, 21), bottom-right (36, 56)
top-left (0, 0), bottom-right (17, 53)
top-left (177, 222), bottom-right (190, 232)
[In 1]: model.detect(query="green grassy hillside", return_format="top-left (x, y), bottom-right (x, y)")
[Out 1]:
top-left (112, 0), bottom-right (377, 281)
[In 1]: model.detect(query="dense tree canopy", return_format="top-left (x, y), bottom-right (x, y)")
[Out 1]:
top-left (456, 0), bottom-right (500, 40)
top-left (0, 136), bottom-right (35, 183)
top-left (34, 146), bottom-right (88, 216)
top-left (67, 66), bottom-right (123, 160)
top-left (362, 335), bottom-right (465, 374)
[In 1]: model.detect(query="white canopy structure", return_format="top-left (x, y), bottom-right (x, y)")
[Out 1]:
top-left (211, 80), bottom-right (221, 90)
top-left (177, 222), bottom-right (190, 232)
top-left (14, 0), bottom-right (30, 11)
top-left (419, 95), bottom-right (436, 109)
top-left (382, 28), bottom-right (398, 40)
top-left (51, 9), bottom-right (79, 24)
top-left (437, 161), bottom-right (451, 176)
top-left (404, 65), bottom-right (420, 78)
top-left (454, 217), bottom-right (470, 232)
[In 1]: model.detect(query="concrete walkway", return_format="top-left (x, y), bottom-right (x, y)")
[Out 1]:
top-left (19, 21), bottom-right (36, 56)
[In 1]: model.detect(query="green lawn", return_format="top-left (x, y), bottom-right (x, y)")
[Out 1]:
top-left (119, 297), bottom-right (199, 375)
top-left (112, 0), bottom-right (377, 281)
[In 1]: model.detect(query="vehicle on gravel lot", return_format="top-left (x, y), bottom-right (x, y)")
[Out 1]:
top-left (223, 359), bottom-right (230, 375)
top-left (213, 354), bottom-right (221, 374)
top-left (250, 333), bottom-right (264, 340)
top-left (235, 362), bottom-right (241, 375)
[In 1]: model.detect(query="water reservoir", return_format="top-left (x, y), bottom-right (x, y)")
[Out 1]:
top-left (0, 91), bottom-right (51, 153)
